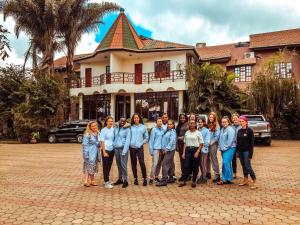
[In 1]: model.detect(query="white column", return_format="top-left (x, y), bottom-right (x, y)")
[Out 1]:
top-left (110, 93), bottom-right (116, 119)
top-left (178, 90), bottom-right (184, 114)
top-left (130, 93), bottom-right (135, 118)
top-left (79, 94), bottom-right (83, 120)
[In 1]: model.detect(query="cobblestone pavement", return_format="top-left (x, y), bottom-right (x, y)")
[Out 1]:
top-left (0, 140), bottom-right (299, 225)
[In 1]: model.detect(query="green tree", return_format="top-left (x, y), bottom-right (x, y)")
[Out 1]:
top-left (12, 70), bottom-right (68, 142)
top-left (0, 24), bottom-right (11, 61)
top-left (187, 62), bottom-right (248, 119)
top-left (247, 49), bottom-right (300, 138)
top-left (0, 65), bottom-right (28, 118)
top-left (56, 0), bottom-right (119, 76)
top-left (4, 0), bottom-right (60, 72)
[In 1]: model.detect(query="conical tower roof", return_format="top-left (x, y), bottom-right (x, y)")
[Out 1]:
top-left (96, 8), bottom-right (144, 51)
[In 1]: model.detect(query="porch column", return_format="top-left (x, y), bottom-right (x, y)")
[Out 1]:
top-left (178, 90), bottom-right (184, 114)
top-left (79, 94), bottom-right (83, 120)
top-left (130, 93), bottom-right (135, 118)
top-left (110, 93), bottom-right (116, 119)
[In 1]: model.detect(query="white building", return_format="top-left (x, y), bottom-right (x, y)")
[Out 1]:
top-left (70, 8), bottom-right (198, 122)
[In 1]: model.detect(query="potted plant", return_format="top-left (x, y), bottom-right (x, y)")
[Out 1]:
top-left (30, 131), bottom-right (40, 144)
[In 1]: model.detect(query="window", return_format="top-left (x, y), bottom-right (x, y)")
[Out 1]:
top-left (106, 65), bottom-right (110, 74)
top-left (135, 91), bottom-right (178, 121)
top-left (234, 66), bottom-right (252, 82)
top-left (155, 60), bottom-right (170, 78)
top-left (187, 56), bottom-right (194, 65)
top-left (275, 62), bottom-right (292, 78)
top-left (83, 94), bottom-right (111, 120)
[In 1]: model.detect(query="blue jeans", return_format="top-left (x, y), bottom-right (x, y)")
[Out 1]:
top-left (238, 151), bottom-right (256, 180)
top-left (221, 147), bottom-right (236, 182)
top-left (114, 148), bottom-right (128, 182)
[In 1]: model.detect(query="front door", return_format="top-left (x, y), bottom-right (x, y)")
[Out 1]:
top-left (115, 95), bottom-right (131, 121)
top-left (135, 63), bottom-right (142, 84)
top-left (85, 68), bottom-right (92, 87)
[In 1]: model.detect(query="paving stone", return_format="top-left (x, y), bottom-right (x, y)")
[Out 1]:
top-left (0, 141), bottom-right (299, 225)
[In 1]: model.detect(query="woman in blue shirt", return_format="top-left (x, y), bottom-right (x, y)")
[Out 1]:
top-left (149, 117), bottom-right (165, 184)
top-left (207, 112), bottom-right (221, 182)
top-left (99, 116), bottom-right (115, 189)
top-left (82, 121), bottom-right (101, 187)
top-left (130, 113), bottom-right (149, 186)
top-left (113, 117), bottom-right (131, 188)
top-left (156, 120), bottom-right (177, 186)
top-left (218, 116), bottom-right (237, 185)
top-left (197, 117), bottom-right (210, 184)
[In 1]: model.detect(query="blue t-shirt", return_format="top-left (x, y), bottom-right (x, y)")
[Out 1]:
top-left (99, 127), bottom-right (115, 151)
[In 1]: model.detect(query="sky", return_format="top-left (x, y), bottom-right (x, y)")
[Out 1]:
top-left (1, 0), bottom-right (300, 67)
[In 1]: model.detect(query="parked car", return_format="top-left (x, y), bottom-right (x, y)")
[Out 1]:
top-left (48, 120), bottom-right (89, 143)
top-left (242, 115), bottom-right (272, 145)
top-left (186, 114), bottom-right (208, 123)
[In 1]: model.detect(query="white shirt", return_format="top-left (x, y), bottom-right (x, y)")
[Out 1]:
top-left (184, 130), bottom-right (204, 147)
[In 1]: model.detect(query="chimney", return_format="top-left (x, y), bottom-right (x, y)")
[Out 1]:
top-left (196, 42), bottom-right (206, 48)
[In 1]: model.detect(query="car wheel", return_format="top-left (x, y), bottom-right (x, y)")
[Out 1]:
top-left (48, 134), bottom-right (57, 143)
top-left (76, 134), bottom-right (83, 143)
top-left (264, 138), bottom-right (271, 146)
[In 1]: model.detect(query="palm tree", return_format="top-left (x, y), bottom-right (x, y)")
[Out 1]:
top-left (0, 24), bottom-right (11, 61)
top-left (187, 62), bottom-right (248, 118)
top-left (56, 0), bottom-right (120, 76)
top-left (4, 0), bottom-right (59, 73)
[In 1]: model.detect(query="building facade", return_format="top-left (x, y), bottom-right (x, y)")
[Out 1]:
top-left (68, 9), bottom-right (198, 122)
top-left (55, 9), bottom-right (300, 123)
top-left (196, 28), bottom-right (300, 89)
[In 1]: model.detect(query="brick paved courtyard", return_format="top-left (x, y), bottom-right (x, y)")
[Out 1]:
top-left (0, 140), bottom-right (299, 225)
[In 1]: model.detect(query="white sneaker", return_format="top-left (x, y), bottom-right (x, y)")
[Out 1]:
top-left (104, 182), bottom-right (113, 189)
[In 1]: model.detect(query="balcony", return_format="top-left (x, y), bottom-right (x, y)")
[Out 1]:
top-left (70, 70), bottom-right (186, 88)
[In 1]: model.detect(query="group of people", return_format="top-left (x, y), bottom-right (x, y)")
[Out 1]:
top-left (82, 112), bottom-right (257, 189)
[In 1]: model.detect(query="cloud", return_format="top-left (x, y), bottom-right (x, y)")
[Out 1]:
top-left (104, 0), bottom-right (300, 46)
top-left (2, 0), bottom-right (300, 65)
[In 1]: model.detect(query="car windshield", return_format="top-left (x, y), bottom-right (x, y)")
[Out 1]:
top-left (245, 116), bottom-right (264, 121)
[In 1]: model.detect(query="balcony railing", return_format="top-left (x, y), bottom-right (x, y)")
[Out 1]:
top-left (70, 70), bottom-right (186, 88)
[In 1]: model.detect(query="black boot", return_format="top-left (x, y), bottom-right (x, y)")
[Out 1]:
top-left (134, 178), bottom-right (139, 185)
top-left (206, 172), bottom-right (211, 179)
top-left (114, 179), bottom-right (123, 185)
top-left (213, 175), bottom-right (220, 182)
top-left (143, 179), bottom-right (148, 186)
top-left (122, 180), bottom-right (128, 188)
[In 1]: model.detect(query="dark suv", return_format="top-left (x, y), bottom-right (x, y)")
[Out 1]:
top-left (48, 120), bottom-right (89, 143)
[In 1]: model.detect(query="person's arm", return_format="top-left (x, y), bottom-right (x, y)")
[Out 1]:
top-left (182, 134), bottom-right (187, 159)
top-left (249, 128), bottom-right (254, 159)
top-left (149, 128), bottom-right (155, 155)
top-left (82, 134), bottom-right (89, 160)
top-left (204, 130), bottom-right (210, 151)
top-left (99, 129), bottom-right (108, 157)
top-left (143, 126), bottom-right (149, 145)
top-left (122, 129), bottom-right (131, 155)
top-left (194, 131), bottom-right (203, 158)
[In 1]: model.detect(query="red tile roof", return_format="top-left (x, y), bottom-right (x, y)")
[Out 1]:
top-left (54, 54), bottom-right (91, 68)
top-left (197, 44), bottom-right (234, 60)
top-left (250, 28), bottom-right (300, 49)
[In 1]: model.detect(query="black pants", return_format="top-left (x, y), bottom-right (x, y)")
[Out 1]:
top-left (177, 140), bottom-right (185, 176)
top-left (102, 150), bottom-right (114, 182)
top-left (182, 147), bottom-right (200, 182)
top-left (130, 147), bottom-right (147, 179)
top-left (232, 150), bottom-right (237, 174)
